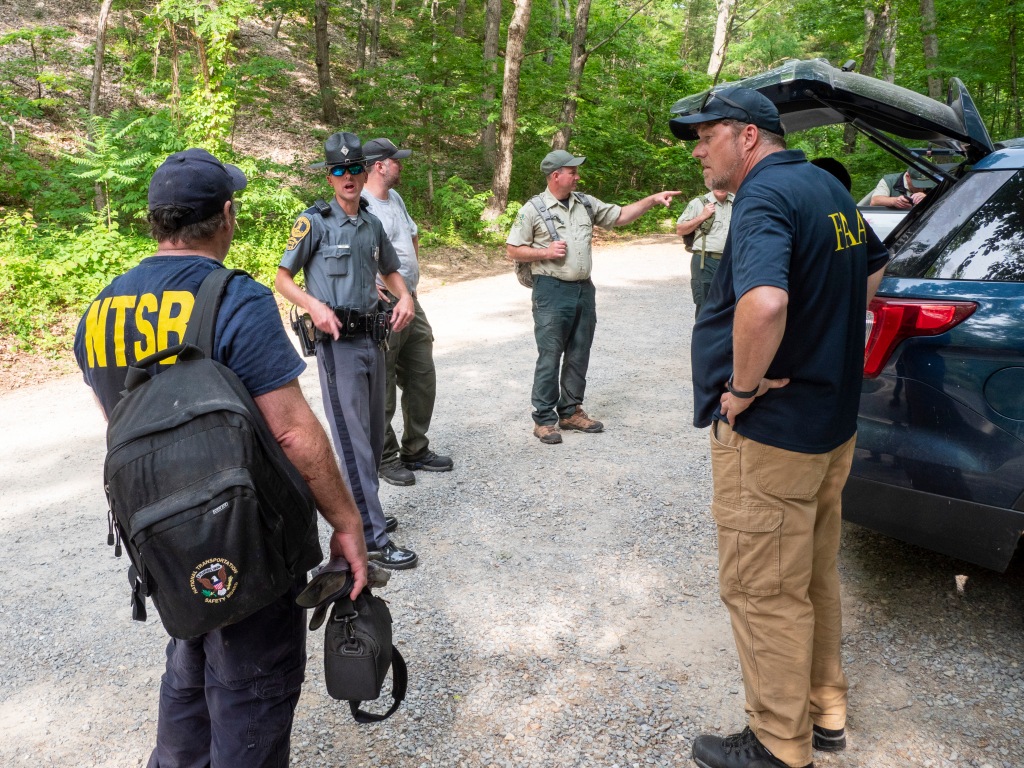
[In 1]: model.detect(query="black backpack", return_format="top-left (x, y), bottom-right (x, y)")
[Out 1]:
top-left (103, 268), bottom-right (323, 640)
top-left (513, 192), bottom-right (595, 288)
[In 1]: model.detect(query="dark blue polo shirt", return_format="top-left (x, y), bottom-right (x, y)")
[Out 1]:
top-left (691, 150), bottom-right (889, 453)
top-left (74, 256), bottom-right (305, 418)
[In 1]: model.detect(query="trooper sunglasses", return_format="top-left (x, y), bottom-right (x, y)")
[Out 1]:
top-left (329, 164), bottom-right (366, 177)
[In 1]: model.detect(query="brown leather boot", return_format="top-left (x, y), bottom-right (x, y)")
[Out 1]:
top-left (533, 423), bottom-right (562, 444)
top-left (559, 406), bottom-right (604, 433)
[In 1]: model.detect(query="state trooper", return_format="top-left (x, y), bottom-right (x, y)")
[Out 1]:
top-left (275, 131), bottom-right (419, 570)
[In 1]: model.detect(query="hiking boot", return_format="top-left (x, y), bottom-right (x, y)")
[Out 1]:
top-left (558, 406), bottom-right (603, 433)
top-left (384, 515), bottom-right (398, 534)
top-left (402, 450), bottom-right (454, 472)
top-left (533, 423), bottom-right (562, 444)
top-left (812, 725), bottom-right (845, 752)
top-left (367, 540), bottom-right (418, 570)
top-left (379, 459), bottom-right (415, 486)
top-left (692, 727), bottom-right (812, 768)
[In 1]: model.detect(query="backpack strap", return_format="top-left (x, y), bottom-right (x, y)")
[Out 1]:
top-left (348, 646), bottom-right (408, 724)
top-left (182, 267), bottom-right (248, 356)
top-left (572, 191), bottom-right (595, 223)
top-left (529, 195), bottom-right (560, 242)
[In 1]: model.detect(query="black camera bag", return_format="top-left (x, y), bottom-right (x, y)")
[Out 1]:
top-left (324, 590), bottom-right (407, 723)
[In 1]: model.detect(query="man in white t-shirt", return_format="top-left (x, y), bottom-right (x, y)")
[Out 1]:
top-left (362, 138), bottom-right (453, 487)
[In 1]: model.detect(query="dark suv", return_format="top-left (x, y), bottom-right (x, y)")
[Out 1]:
top-left (671, 59), bottom-right (1024, 572)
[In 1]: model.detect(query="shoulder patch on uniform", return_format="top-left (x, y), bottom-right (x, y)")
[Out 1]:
top-left (286, 216), bottom-right (311, 251)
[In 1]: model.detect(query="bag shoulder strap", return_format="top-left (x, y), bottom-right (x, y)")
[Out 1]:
top-left (572, 191), bottom-right (595, 223)
top-left (528, 195), bottom-right (560, 242)
top-left (182, 267), bottom-right (248, 355)
top-left (348, 646), bottom-right (408, 723)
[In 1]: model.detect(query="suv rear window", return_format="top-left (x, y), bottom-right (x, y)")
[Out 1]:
top-left (887, 169), bottom-right (1024, 281)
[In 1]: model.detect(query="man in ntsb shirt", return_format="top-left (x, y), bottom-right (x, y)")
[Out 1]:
top-left (670, 89), bottom-right (889, 768)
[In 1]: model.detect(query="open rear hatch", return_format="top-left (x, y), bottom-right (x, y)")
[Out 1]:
top-left (669, 58), bottom-right (994, 166)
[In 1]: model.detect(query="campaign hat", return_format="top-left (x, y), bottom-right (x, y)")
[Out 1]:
top-left (311, 131), bottom-right (365, 169)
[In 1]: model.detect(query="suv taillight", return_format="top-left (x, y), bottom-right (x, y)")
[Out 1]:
top-left (863, 298), bottom-right (977, 378)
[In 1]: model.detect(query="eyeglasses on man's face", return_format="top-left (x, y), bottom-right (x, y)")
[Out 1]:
top-left (329, 164), bottom-right (366, 177)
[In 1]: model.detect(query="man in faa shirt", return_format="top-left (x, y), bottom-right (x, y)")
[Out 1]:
top-left (670, 88), bottom-right (889, 768)
top-left (506, 149), bottom-right (679, 445)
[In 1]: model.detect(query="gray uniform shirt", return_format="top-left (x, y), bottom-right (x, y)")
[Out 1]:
top-left (361, 189), bottom-right (420, 293)
top-left (676, 192), bottom-right (734, 254)
top-left (506, 188), bottom-right (620, 281)
top-left (280, 197), bottom-right (401, 313)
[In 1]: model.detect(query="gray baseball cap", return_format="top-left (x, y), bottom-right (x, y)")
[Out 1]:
top-left (364, 138), bottom-right (412, 162)
top-left (541, 150), bottom-right (585, 175)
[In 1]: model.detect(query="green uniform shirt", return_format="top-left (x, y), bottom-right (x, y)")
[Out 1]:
top-left (677, 192), bottom-right (734, 254)
top-left (506, 188), bottom-right (620, 281)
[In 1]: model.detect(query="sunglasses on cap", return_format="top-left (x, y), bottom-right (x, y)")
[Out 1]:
top-left (699, 90), bottom-right (752, 123)
top-left (329, 163), bottom-right (366, 177)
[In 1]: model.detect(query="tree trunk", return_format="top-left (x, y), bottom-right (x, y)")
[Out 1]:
top-left (707, 0), bottom-right (737, 79)
top-left (920, 0), bottom-right (941, 99)
top-left (454, 0), bottom-right (466, 37)
top-left (367, 0), bottom-right (381, 69)
top-left (89, 0), bottom-right (115, 213)
top-left (271, 13), bottom-right (284, 38)
top-left (680, 0), bottom-right (703, 61)
top-left (356, 0), bottom-right (368, 70)
top-left (551, 0), bottom-right (592, 149)
top-left (488, 0), bottom-right (533, 216)
top-left (89, 0), bottom-right (114, 117)
top-left (843, 0), bottom-right (892, 153)
top-left (480, 0), bottom-right (501, 171)
top-left (315, 0), bottom-right (339, 126)
top-left (545, 0), bottom-right (563, 65)
top-left (1011, 0), bottom-right (1022, 137)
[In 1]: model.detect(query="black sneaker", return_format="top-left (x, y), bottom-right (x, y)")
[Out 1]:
top-left (812, 724), bottom-right (845, 752)
top-left (367, 540), bottom-right (418, 570)
top-left (384, 515), bottom-right (398, 534)
top-left (402, 450), bottom-right (453, 472)
top-left (692, 727), bottom-right (812, 768)
top-left (379, 460), bottom-right (415, 486)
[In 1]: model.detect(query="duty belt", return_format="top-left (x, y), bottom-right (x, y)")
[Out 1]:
top-left (318, 306), bottom-right (392, 345)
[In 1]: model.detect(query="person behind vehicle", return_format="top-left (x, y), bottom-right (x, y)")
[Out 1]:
top-left (505, 149), bottom-right (680, 445)
top-left (73, 148), bottom-right (369, 767)
top-left (275, 132), bottom-right (419, 570)
top-left (676, 188), bottom-right (733, 317)
top-left (671, 88), bottom-right (889, 768)
top-left (865, 166), bottom-right (935, 208)
top-left (361, 137), bottom-right (454, 488)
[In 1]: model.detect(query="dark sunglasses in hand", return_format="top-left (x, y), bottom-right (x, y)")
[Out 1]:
top-left (329, 163), bottom-right (366, 177)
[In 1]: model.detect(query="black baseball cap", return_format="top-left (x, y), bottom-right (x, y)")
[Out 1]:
top-left (148, 148), bottom-right (247, 225)
top-left (364, 138), bottom-right (412, 162)
top-left (669, 87), bottom-right (784, 141)
top-left (311, 131), bottom-right (365, 169)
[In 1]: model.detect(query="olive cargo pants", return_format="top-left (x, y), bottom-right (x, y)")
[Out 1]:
top-left (709, 419), bottom-right (856, 768)
top-left (382, 297), bottom-right (436, 464)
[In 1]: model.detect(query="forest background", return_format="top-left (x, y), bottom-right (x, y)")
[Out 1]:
top-left (1, 0), bottom-right (1021, 360)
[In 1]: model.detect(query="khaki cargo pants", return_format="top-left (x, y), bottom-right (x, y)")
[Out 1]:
top-left (709, 419), bottom-right (856, 768)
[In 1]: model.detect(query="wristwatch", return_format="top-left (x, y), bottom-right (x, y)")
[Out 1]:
top-left (726, 375), bottom-right (759, 399)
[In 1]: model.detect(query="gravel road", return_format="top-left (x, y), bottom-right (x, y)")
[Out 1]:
top-left (1, 235), bottom-right (1022, 768)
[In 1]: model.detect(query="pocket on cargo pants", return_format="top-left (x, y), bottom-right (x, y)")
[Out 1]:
top-left (710, 423), bottom-right (784, 596)
top-left (712, 500), bottom-right (784, 596)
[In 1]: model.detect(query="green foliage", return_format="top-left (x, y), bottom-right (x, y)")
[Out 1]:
top-left (4, 0), bottom-right (1024, 356)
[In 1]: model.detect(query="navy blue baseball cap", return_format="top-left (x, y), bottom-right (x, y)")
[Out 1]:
top-left (148, 148), bottom-right (247, 225)
top-left (670, 87), bottom-right (784, 140)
